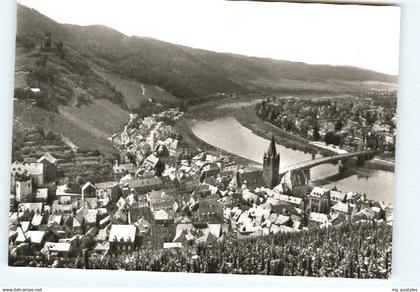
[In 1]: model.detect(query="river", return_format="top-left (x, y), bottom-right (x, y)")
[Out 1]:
top-left (190, 116), bottom-right (394, 204)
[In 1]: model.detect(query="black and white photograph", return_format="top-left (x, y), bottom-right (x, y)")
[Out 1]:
top-left (7, 0), bottom-right (400, 279)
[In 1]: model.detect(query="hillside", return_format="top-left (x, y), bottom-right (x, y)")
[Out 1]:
top-left (13, 4), bottom-right (398, 153)
top-left (16, 4), bottom-right (397, 100)
top-left (13, 100), bottom-right (128, 153)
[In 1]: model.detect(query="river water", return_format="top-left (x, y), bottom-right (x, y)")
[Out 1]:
top-left (190, 116), bottom-right (394, 204)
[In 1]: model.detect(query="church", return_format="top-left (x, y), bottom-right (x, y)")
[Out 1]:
top-left (263, 135), bottom-right (280, 189)
top-left (229, 135), bottom-right (281, 191)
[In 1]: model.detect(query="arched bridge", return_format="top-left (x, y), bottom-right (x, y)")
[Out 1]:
top-left (279, 150), bottom-right (377, 176)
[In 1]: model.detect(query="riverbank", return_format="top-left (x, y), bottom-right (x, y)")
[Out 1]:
top-left (176, 119), bottom-right (260, 167)
top-left (234, 105), bottom-right (337, 156)
top-left (233, 105), bottom-right (395, 172)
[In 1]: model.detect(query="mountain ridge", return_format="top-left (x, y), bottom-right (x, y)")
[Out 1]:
top-left (16, 4), bottom-right (397, 101)
top-left (13, 4), bottom-right (398, 153)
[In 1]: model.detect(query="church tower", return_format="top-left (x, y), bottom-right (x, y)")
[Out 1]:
top-left (263, 135), bottom-right (280, 189)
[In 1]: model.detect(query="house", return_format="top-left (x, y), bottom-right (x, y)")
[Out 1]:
top-left (43, 238), bottom-right (80, 257)
top-left (280, 169), bottom-right (308, 192)
top-left (275, 194), bottom-right (303, 207)
top-left (82, 182), bottom-right (96, 200)
top-left (200, 163), bottom-right (220, 181)
top-left (176, 173), bottom-right (200, 192)
top-left (11, 162), bottom-right (44, 188)
top-left (56, 184), bottom-right (82, 202)
top-left (352, 208), bottom-right (376, 222)
top-left (229, 168), bottom-right (265, 191)
top-left (113, 163), bottom-right (138, 179)
top-left (330, 190), bottom-right (346, 204)
top-left (194, 200), bottom-right (224, 224)
top-left (51, 203), bottom-right (73, 214)
top-left (308, 212), bottom-right (329, 228)
top-left (147, 191), bottom-right (174, 212)
top-left (242, 189), bottom-right (259, 204)
top-left (72, 217), bottom-right (82, 233)
top-left (31, 214), bottom-right (43, 229)
top-left (47, 215), bottom-right (62, 226)
top-left (152, 209), bottom-right (175, 224)
top-left (15, 178), bottom-right (32, 202)
top-left (96, 181), bottom-right (121, 202)
top-left (37, 153), bottom-right (57, 182)
top-left (331, 201), bottom-right (352, 216)
top-left (274, 214), bottom-right (291, 226)
top-left (142, 154), bottom-right (165, 176)
top-left (271, 201), bottom-right (301, 217)
top-left (308, 187), bottom-right (331, 214)
top-left (16, 230), bottom-right (46, 250)
top-left (108, 225), bottom-right (137, 253)
top-left (122, 177), bottom-right (164, 194)
top-left (35, 188), bottom-right (49, 202)
top-left (18, 202), bottom-right (43, 215)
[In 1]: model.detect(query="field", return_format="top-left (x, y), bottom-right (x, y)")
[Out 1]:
top-left (91, 63), bottom-right (180, 110)
top-left (14, 99), bottom-right (129, 153)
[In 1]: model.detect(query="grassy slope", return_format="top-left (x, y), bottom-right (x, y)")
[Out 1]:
top-left (91, 63), bottom-right (179, 110)
top-left (13, 100), bottom-right (128, 153)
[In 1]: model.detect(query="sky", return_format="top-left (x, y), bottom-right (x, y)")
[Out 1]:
top-left (17, 0), bottom-right (401, 75)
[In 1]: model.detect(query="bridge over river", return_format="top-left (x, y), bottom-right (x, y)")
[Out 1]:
top-left (279, 150), bottom-right (377, 177)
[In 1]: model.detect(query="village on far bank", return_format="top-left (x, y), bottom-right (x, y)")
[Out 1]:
top-left (8, 104), bottom-right (394, 265)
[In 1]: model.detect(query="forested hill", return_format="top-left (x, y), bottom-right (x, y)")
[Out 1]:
top-left (16, 4), bottom-right (397, 102)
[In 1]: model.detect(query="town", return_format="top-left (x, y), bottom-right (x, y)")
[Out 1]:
top-left (8, 105), bottom-right (393, 277)
top-left (255, 94), bottom-right (397, 161)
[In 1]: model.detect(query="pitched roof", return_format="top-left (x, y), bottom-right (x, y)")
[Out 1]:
top-left (124, 177), bottom-right (163, 189)
top-left (95, 181), bottom-right (119, 189)
top-left (31, 214), bottom-right (43, 226)
top-left (82, 182), bottom-right (96, 192)
top-left (37, 152), bottom-right (57, 164)
top-left (25, 231), bottom-right (45, 243)
top-left (48, 215), bottom-right (62, 226)
top-left (331, 202), bottom-right (350, 213)
top-left (44, 242), bottom-right (71, 252)
top-left (310, 187), bottom-right (330, 197)
top-left (330, 190), bottom-right (346, 202)
top-left (276, 194), bottom-right (302, 205)
top-left (108, 225), bottom-right (136, 243)
top-left (275, 214), bottom-right (290, 226)
top-left (309, 212), bottom-right (328, 224)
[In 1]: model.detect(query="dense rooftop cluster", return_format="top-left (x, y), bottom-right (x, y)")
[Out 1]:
top-left (8, 107), bottom-right (393, 278)
top-left (256, 95), bottom-right (396, 156)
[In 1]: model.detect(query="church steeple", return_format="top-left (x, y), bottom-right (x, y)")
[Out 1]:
top-left (263, 135), bottom-right (280, 189)
top-left (267, 135), bottom-right (277, 157)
